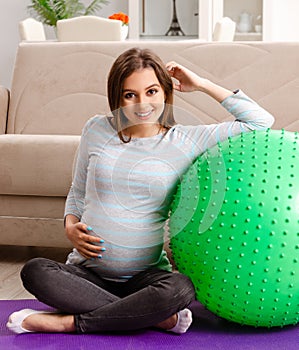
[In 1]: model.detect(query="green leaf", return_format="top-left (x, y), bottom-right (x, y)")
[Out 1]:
top-left (84, 0), bottom-right (109, 16)
top-left (27, 0), bottom-right (110, 27)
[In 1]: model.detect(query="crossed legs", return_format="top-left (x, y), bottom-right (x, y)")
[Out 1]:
top-left (7, 258), bottom-right (195, 334)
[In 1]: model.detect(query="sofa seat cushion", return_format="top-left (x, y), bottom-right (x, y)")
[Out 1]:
top-left (0, 134), bottom-right (80, 196)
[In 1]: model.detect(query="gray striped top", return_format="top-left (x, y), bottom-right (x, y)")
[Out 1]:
top-left (64, 90), bottom-right (274, 281)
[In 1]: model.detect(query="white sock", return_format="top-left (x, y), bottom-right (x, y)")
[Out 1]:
top-left (6, 308), bottom-right (56, 334)
top-left (168, 308), bottom-right (193, 334)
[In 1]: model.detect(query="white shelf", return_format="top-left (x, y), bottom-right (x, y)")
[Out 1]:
top-left (224, 0), bottom-right (263, 41)
top-left (128, 0), bottom-right (201, 41)
top-left (234, 31), bottom-right (262, 41)
top-left (138, 34), bottom-right (199, 41)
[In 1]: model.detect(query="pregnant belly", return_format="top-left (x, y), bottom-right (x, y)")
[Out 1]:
top-left (82, 243), bottom-right (164, 280)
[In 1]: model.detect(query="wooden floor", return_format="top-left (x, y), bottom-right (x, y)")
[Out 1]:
top-left (0, 245), bottom-right (70, 300)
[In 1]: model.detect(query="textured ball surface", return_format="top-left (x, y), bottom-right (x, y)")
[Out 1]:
top-left (169, 129), bottom-right (299, 327)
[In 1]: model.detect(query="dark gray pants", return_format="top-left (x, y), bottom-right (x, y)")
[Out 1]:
top-left (21, 258), bottom-right (195, 333)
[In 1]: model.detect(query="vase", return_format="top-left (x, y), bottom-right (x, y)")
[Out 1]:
top-left (121, 25), bottom-right (128, 40)
top-left (237, 12), bottom-right (253, 33)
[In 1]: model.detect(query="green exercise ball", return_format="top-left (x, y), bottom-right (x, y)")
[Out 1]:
top-left (169, 129), bottom-right (299, 327)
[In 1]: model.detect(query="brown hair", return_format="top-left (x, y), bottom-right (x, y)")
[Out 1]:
top-left (107, 47), bottom-right (176, 142)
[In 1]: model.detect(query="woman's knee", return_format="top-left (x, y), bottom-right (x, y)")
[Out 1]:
top-left (21, 257), bottom-right (55, 287)
top-left (170, 272), bottom-right (195, 299)
top-left (159, 272), bottom-right (195, 307)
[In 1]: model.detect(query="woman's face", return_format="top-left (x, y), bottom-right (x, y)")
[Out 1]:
top-left (120, 68), bottom-right (165, 129)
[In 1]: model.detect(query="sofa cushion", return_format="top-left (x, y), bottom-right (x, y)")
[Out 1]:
top-left (0, 134), bottom-right (80, 196)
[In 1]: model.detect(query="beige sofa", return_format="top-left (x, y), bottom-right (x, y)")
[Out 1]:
top-left (1, 41), bottom-right (298, 248)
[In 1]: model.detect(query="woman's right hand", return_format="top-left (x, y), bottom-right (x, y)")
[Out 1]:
top-left (65, 220), bottom-right (105, 259)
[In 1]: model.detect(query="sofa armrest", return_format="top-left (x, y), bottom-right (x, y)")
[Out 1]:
top-left (0, 86), bottom-right (9, 134)
top-left (0, 134), bottom-right (80, 196)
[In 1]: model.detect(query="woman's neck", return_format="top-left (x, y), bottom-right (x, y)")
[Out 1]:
top-left (124, 123), bottom-right (164, 138)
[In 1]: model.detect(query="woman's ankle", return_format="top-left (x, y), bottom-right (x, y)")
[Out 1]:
top-left (22, 313), bottom-right (76, 333)
top-left (156, 314), bottom-right (178, 330)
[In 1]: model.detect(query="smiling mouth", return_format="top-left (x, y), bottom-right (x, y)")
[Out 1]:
top-left (135, 110), bottom-right (153, 120)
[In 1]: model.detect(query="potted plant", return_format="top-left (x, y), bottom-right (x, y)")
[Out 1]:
top-left (28, 0), bottom-right (110, 27)
top-left (108, 12), bottom-right (129, 40)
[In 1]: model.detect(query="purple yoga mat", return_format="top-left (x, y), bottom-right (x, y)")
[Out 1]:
top-left (1, 299), bottom-right (298, 350)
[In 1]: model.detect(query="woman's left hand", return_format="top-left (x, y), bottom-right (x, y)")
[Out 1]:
top-left (166, 61), bottom-right (206, 93)
top-left (166, 61), bottom-right (233, 102)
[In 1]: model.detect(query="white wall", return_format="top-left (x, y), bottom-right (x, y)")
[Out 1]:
top-left (263, 0), bottom-right (299, 41)
top-left (0, 0), bottom-right (127, 89)
top-left (0, 0), bottom-right (30, 89)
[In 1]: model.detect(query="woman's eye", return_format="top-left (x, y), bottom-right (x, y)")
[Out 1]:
top-left (124, 92), bottom-right (135, 99)
top-left (147, 89), bottom-right (158, 95)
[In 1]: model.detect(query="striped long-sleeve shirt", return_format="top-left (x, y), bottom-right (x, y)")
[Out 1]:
top-left (64, 90), bottom-right (274, 281)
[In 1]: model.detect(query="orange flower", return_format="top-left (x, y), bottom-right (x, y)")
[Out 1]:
top-left (108, 12), bottom-right (129, 26)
